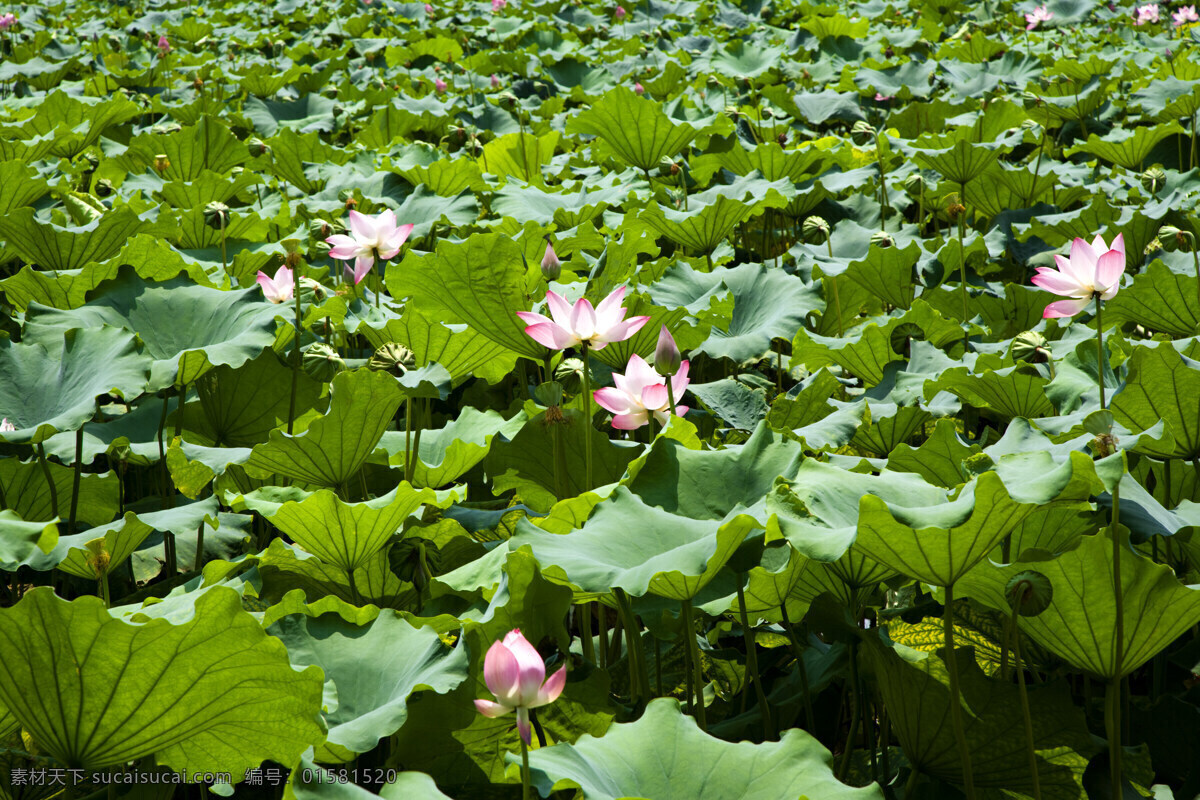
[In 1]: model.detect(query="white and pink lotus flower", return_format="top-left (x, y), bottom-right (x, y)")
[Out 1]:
top-left (517, 286), bottom-right (649, 351)
top-left (474, 629), bottom-right (565, 745)
top-left (1032, 233), bottom-right (1126, 318)
top-left (325, 209), bottom-right (414, 285)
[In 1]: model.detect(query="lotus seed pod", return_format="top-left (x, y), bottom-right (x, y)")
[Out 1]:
top-left (203, 201), bottom-right (229, 229)
top-left (903, 172), bottom-right (925, 193)
top-left (247, 137), bottom-right (270, 157)
top-left (84, 539), bottom-right (110, 579)
top-left (1158, 223), bottom-right (1192, 251)
top-left (1142, 166), bottom-right (1166, 192)
top-left (555, 357), bottom-right (584, 394)
top-left (534, 380), bottom-right (564, 408)
top-left (1091, 433), bottom-right (1118, 458)
top-left (802, 216), bottom-right (830, 243)
top-left (152, 153), bottom-right (171, 174)
top-left (870, 230), bottom-right (894, 248)
top-left (303, 342), bottom-right (346, 381)
top-left (369, 342), bottom-right (415, 376)
top-left (1011, 330), bottom-right (1051, 364)
top-left (1005, 571), bottom-right (1053, 616)
top-left (851, 120), bottom-right (875, 145)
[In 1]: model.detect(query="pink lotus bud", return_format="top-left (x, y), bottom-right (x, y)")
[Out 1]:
top-left (425, 2), bottom-right (434, 10)
top-left (474, 630), bottom-right (566, 745)
top-left (540, 241), bottom-right (561, 281)
top-left (435, 77), bottom-right (447, 93)
top-left (157, 35), bottom-right (170, 54)
top-left (654, 326), bottom-right (681, 375)
top-left (615, 5), bottom-right (626, 17)
top-left (492, 0), bottom-right (506, 11)
top-left (634, 82), bottom-right (644, 94)
top-left (490, 73), bottom-right (500, 88)
top-left (0, 13), bottom-right (15, 31)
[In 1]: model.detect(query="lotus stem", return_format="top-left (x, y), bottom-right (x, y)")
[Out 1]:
top-left (580, 603), bottom-right (595, 663)
top-left (615, 587), bottom-right (649, 707)
top-left (288, 263), bottom-right (302, 435)
top-left (598, 603), bottom-right (609, 669)
top-left (1096, 296), bottom-right (1106, 409)
top-left (780, 602), bottom-right (816, 732)
top-left (581, 341), bottom-right (594, 491)
top-left (347, 568), bottom-right (362, 606)
top-left (737, 578), bottom-right (773, 739)
top-left (1009, 595), bottom-right (1042, 800)
top-left (520, 735), bottom-right (531, 800)
top-left (682, 598), bottom-right (707, 730)
top-left (681, 600), bottom-right (693, 714)
top-left (1109, 483), bottom-right (1124, 798)
top-left (36, 442), bottom-right (59, 520)
top-left (655, 636), bottom-right (663, 696)
top-left (826, 236), bottom-right (844, 337)
top-left (373, 253), bottom-right (381, 308)
top-left (551, 422), bottom-right (567, 500)
top-left (219, 212), bottom-right (227, 272)
top-left (405, 398), bottom-right (414, 483)
top-left (194, 519), bottom-right (205, 573)
top-left (943, 582), bottom-right (977, 800)
top-left (98, 571), bottom-right (110, 608)
top-left (957, 199), bottom-right (970, 352)
top-left (837, 641), bottom-right (861, 779)
top-left (69, 426), bottom-right (84, 534)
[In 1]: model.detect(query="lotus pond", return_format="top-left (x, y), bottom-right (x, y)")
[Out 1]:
top-left (4, 0), bottom-right (1200, 798)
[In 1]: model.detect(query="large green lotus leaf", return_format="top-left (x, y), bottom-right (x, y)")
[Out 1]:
top-left (186, 350), bottom-right (323, 448)
top-left (1064, 122), bottom-right (1186, 170)
top-left (0, 327), bottom-right (151, 444)
top-left (626, 422), bottom-right (804, 521)
top-left (388, 234), bottom-right (546, 359)
top-left (688, 378), bottom-right (768, 431)
top-left (854, 471), bottom-right (1036, 586)
top-left (24, 270), bottom-right (282, 390)
top-left (1110, 344), bottom-right (1200, 459)
top-left (527, 697), bottom-right (881, 800)
top-left (269, 485), bottom-right (432, 573)
top-left (0, 511), bottom-right (57, 571)
top-left (0, 160), bottom-right (49, 214)
top-left (844, 241), bottom-right (919, 310)
top-left (697, 138), bottom-right (835, 183)
top-left (0, 91), bottom-right (141, 159)
top-left (566, 87), bottom-right (697, 171)
top-left (1132, 76), bottom-right (1200, 121)
top-left (912, 139), bottom-right (1002, 185)
top-left (931, 363), bottom-right (1055, 419)
top-left (0, 207), bottom-right (152, 272)
top-left (356, 306), bottom-right (518, 384)
top-left (37, 396), bottom-right (165, 467)
top-left (0, 457), bottom-right (119, 528)
top-left (263, 128), bottom-right (350, 194)
top-left (0, 587), bottom-right (325, 776)
top-left (885, 418), bottom-right (979, 488)
top-left (255, 539), bottom-right (415, 609)
top-left (376, 407), bottom-right (527, 489)
top-left (119, 117), bottom-right (249, 181)
top-left (847, 403), bottom-right (933, 457)
top-left (767, 461), bottom-right (948, 562)
top-left (486, 409), bottom-right (641, 508)
top-left (640, 173), bottom-right (795, 253)
top-left (508, 486), bottom-right (760, 600)
top-left (957, 532), bottom-right (1200, 679)
top-left (705, 39), bottom-right (784, 78)
top-left (491, 181), bottom-right (624, 228)
top-left (157, 169), bottom-right (264, 210)
top-left (243, 94), bottom-right (337, 137)
top-left (649, 262), bottom-right (821, 362)
top-left (397, 158), bottom-right (485, 198)
top-left (862, 638), bottom-right (1097, 798)
top-left (268, 612), bottom-right (468, 762)
top-left (1105, 259), bottom-right (1200, 338)
top-left (247, 370), bottom-right (401, 488)
top-left (479, 131), bottom-right (560, 185)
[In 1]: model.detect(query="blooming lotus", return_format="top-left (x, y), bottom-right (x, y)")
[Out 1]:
top-left (517, 286), bottom-right (649, 351)
top-left (1032, 233), bottom-right (1126, 318)
top-left (1174, 4), bottom-right (1198, 23)
top-left (492, 0), bottom-right (506, 11)
top-left (1024, 4), bottom-right (1053, 28)
top-left (594, 354), bottom-right (690, 430)
top-left (474, 629), bottom-right (565, 744)
top-left (325, 209), bottom-right (414, 285)
top-left (0, 13), bottom-right (15, 30)
top-left (434, 77), bottom-right (447, 93)
top-left (0, 418), bottom-right (14, 433)
top-left (256, 265), bottom-right (294, 304)
top-left (1135, 3), bottom-right (1161, 23)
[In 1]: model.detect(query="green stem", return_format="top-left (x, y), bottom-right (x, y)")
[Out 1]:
top-left (957, 201), bottom-right (969, 352)
top-left (736, 577), bottom-right (772, 739)
top-left (373, 253), bottom-right (381, 308)
top-left (1096, 297), bottom-right (1106, 409)
top-left (405, 398), bottom-right (413, 483)
top-left (780, 602), bottom-right (816, 732)
top-left (1109, 483), bottom-right (1124, 798)
top-left (682, 598), bottom-right (707, 730)
top-left (194, 520), bottom-right (205, 573)
top-left (580, 603), bottom-right (595, 663)
top-left (681, 600), bottom-right (694, 714)
top-left (1191, 240), bottom-right (1200, 315)
top-left (582, 342), bottom-right (594, 491)
top-left (98, 571), bottom-right (111, 608)
top-left (219, 213), bottom-right (227, 272)
top-left (826, 236), bottom-right (844, 337)
top-left (1011, 599), bottom-right (1042, 800)
top-left (615, 587), bottom-right (648, 707)
top-left (837, 641), bottom-right (861, 780)
top-left (69, 426), bottom-right (83, 534)
top-left (288, 262), bottom-right (302, 435)
top-left (598, 603), bottom-right (609, 669)
top-left (943, 582), bottom-right (977, 800)
top-left (347, 568), bottom-right (362, 606)
top-left (520, 735), bottom-right (531, 800)
top-left (37, 442), bottom-right (59, 520)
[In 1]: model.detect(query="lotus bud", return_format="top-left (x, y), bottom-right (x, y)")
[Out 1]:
top-left (540, 240), bottom-right (561, 281)
top-left (1011, 330), bottom-right (1051, 364)
top-left (851, 120), bottom-right (876, 145)
top-left (534, 380), bottom-right (564, 408)
top-left (615, 5), bottom-right (626, 18)
top-left (247, 137), bottom-right (270, 157)
top-left (634, 82), bottom-right (644, 94)
top-left (658, 155), bottom-right (678, 176)
top-left (1005, 571), bottom-right (1053, 616)
top-left (870, 230), bottom-right (894, 248)
top-left (303, 342), bottom-right (346, 381)
top-left (491, 73), bottom-right (500, 88)
top-left (203, 201), bottom-right (229, 229)
top-left (152, 153), bottom-right (171, 174)
top-left (1141, 166), bottom-right (1166, 193)
top-left (706, 76), bottom-right (721, 88)
top-left (903, 172), bottom-right (925, 194)
top-left (654, 326), bottom-right (682, 376)
top-left (803, 215), bottom-right (830, 244)
top-left (96, 178), bottom-right (114, 197)
top-left (369, 342), bottom-right (415, 376)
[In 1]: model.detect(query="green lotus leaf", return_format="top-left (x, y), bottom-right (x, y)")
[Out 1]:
top-left (862, 638), bottom-right (1098, 797)
top-left (0, 510), bottom-right (58, 571)
top-left (0, 91), bottom-right (141, 159)
top-left (491, 182), bottom-right (624, 228)
top-left (248, 369), bottom-right (403, 488)
top-left (1027, 77), bottom-right (1108, 124)
top-left (844, 241), bottom-right (919, 310)
top-left (1105, 259), bottom-right (1200, 338)
top-left (698, 138), bottom-right (836, 183)
top-left (356, 306), bottom-right (519, 384)
top-left (1065, 122), bottom-right (1186, 170)
top-left (0, 587), bottom-right (325, 776)
top-left (640, 180), bottom-right (791, 254)
top-left (566, 87), bottom-right (697, 171)
top-left (256, 539), bottom-right (415, 609)
top-left (157, 169), bottom-right (264, 210)
top-left (0, 456), bottom-right (119, 528)
top-left (1110, 344), bottom-right (1200, 459)
top-left (912, 139), bottom-right (1002, 185)
top-left (480, 131), bottom-right (560, 185)
top-left (244, 94), bottom-right (337, 137)
top-left (1025, 195), bottom-right (1161, 265)
top-left (854, 470), bottom-right (1037, 586)
top-left (0, 160), bottom-right (49, 215)
top-left (261, 128), bottom-right (344, 193)
top-left (886, 418), bottom-right (979, 488)
top-left (119, 117), bottom-right (249, 181)
top-left (24, 269), bottom-right (282, 391)
top-left (527, 697), bottom-right (881, 800)
top-left (376, 407), bottom-right (527, 489)
top-left (705, 39), bottom-right (784, 78)
top-left (650, 262), bottom-right (822, 362)
top-left (688, 378), bottom-right (769, 431)
top-left (958, 532), bottom-right (1200, 679)
top-left (0, 326), bottom-right (151, 444)
top-left (931, 362), bottom-right (1055, 419)
top-left (268, 612), bottom-right (469, 762)
top-left (857, 60), bottom-right (937, 99)
top-left (1132, 77), bottom-right (1200, 122)
top-left (767, 369), bottom-right (863, 450)
top-left (269, 485), bottom-right (433, 573)
top-left (388, 233), bottom-right (546, 360)
top-left (0, 206), bottom-right (152, 273)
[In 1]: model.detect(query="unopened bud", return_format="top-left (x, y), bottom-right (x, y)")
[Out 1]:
top-left (654, 326), bottom-right (681, 375)
top-left (247, 137), bottom-right (270, 157)
top-left (540, 241), bottom-right (561, 281)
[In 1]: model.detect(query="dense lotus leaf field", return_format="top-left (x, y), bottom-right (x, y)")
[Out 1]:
top-left (6, 0), bottom-right (1200, 797)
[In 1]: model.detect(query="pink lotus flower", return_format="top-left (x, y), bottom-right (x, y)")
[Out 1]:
top-left (517, 286), bottom-right (649, 351)
top-left (492, 0), bottom-right (506, 11)
top-left (615, 5), bottom-right (626, 17)
top-left (1135, 3), bottom-right (1161, 23)
top-left (157, 35), bottom-right (170, 54)
top-left (1024, 4), bottom-right (1053, 28)
top-left (594, 354), bottom-right (689, 430)
top-left (874, 92), bottom-right (894, 101)
top-left (490, 73), bottom-right (500, 88)
top-left (654, 325), bottom-right (681, 375)
top-left (256, 265), bottom-right (294, 304)
top-left (540, 241), bottom-right (561, 280)
top-left (1173, 4), bottom-right (1198, 23)
top-left (1032, 233), bottom-right (1126, 318)
top-left (425, 1), bottom-right (433, 9)
top-left (325, 209), bottom-right (414, 285)
top-left (0, 13), bottom-right (15, 30)
top-left (634, 82), bottom-right (644, 94)
top-left (435, 77), bottom-right (447, 93)
top-left (474, 629), bottom-right (565, 745)
top-left (0, 418), bottom-right (14, 433)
